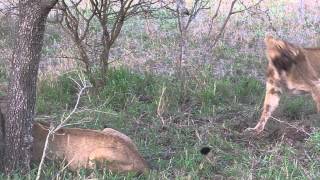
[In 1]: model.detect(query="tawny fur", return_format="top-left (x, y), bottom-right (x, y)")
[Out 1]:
top-left (102, 128), bottom-right (137, 150)
top-left (0, 95), bottom-right (148, 173)
top-left (247, 36), bottom-right (320, 134)
top-left (32, 122), bottom-right (149, 174)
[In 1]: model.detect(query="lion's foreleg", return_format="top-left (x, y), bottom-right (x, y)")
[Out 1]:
top-left (311, 87), bottom-right (320, 113)
top-left (246, 81), bottom-right (281, 134)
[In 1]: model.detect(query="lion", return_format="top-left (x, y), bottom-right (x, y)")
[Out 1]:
top-left (246, 36), bottom-right (320, 134)
top-left (32, 122), bottom-right (149, 174)
top-left (0, 95), bottom-right (148, 174)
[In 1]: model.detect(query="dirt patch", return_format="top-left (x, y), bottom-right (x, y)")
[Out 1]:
top-left (200, 108), bottom-right (317, 150)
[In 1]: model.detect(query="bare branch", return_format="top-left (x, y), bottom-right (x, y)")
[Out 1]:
top-left (185, 0), bottom-right (210, 29)
top-left (208, 0), bottom-right (222, 35)
top-left (231, 0), bottom-right (264, 15)
top-left (0, 1), bottom-right (18, 16)
top-left (211, 0), bottom-right (237, 47)
top-left (270, 116), bottom-right (311, 136)
top-left (209, 0), bottom-right (264, 47)
top-left (35, 74), bottom-right (91, 180)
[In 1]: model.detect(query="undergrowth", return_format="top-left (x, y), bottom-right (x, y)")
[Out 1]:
top-left (13, 68), bottom-right (316, 179)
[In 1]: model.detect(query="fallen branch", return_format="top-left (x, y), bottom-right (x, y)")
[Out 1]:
top-left (157, 84), bottom-right (167, 126)
top-left (270, 116), bottom-right (311, 136)
top-left (35, 73), bottom-right (91, 180)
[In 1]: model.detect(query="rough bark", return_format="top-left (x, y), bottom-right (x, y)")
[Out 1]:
top-left (99, 43), bottom-right (111, 86)
top-left (0, 96), bottom-right (8, 169)
top-left (0, 104), bottom-right (5, 166)
top-left (2, 0), bottom-right (57, 174)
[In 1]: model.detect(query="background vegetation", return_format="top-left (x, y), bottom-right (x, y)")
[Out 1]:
top-left (0, 0), bottom-right (319, 179)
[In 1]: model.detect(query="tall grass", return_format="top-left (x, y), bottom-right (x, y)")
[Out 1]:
top-left (24, 68), bottom-right (319, 179)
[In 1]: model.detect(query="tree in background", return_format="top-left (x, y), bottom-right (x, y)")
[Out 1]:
top-left (175, 0), bottom-right (209, 77)
top-left (57, 0), bottom-right (159, 88)
top-left (2, 0), bottom-right (58, 174)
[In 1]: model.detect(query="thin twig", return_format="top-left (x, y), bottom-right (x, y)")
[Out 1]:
top-left (208, 0), bottom-right (222, 36)
top-left (157, 84), bottom-right (167, 126)
top-left (210, 0), bottom-right (238, 48)
top-left (270, 116), bottom-right (311, 136)
top-left (35, 125), bottom-right (54, 180)
top-left (35, 74), bottom-right (91, 180)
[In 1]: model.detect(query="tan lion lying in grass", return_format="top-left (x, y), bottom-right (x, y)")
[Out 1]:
top-left (31, 121), bottom-right (149, 174)
top-left (0, 96), bottom-right (148, 174)
top-left (247, 36), bottom-right (320, 134)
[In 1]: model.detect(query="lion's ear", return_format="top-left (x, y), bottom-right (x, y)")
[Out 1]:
top-left (264, 35), bottom-right (276, 45)
top-left (265, 36), bottom-right (300, 59)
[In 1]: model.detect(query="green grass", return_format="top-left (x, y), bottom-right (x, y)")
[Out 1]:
top-left (280, 95), bottom-right (315, 119)
top-left (1, 67), bottom-right (319, 179)
top-left (0, 64), bottom-right (7, 83)
top-left (36, 73), bottom-right (78, 114)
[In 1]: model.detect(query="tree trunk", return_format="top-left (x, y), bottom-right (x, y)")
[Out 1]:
top-left (99, 45), bottom-right (111, 86)
top-left (74, 39), bottom-right (96, 87)
top-left (2, 0), bottom-right (57, 174)
top-left (0, 96), bottom-right (8, 169)
top-left (176, 8), bottom-right (187, 80)
top-left (0, 108), bottom-right (4, 167)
